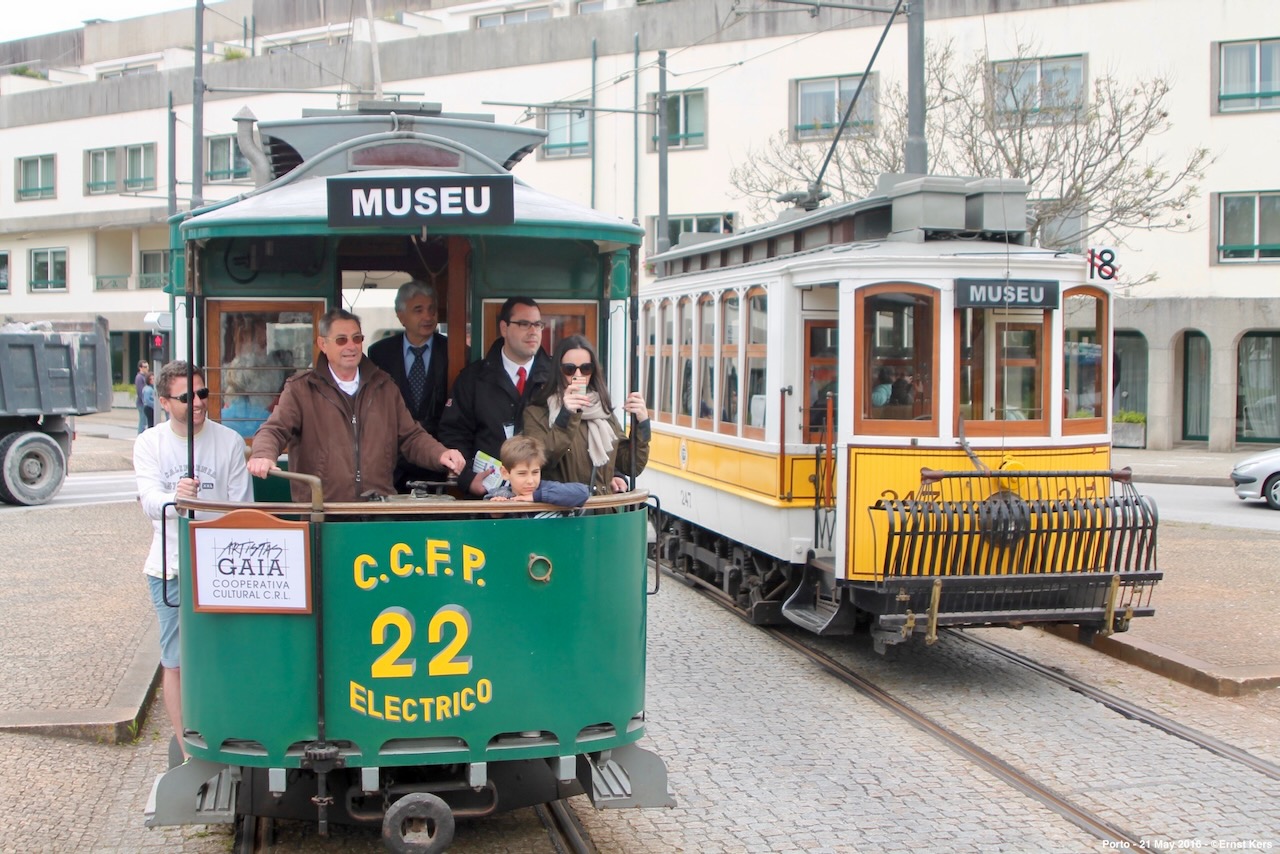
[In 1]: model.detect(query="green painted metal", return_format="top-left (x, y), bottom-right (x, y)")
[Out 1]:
top-left (180, 507), bottom-right (649, 768)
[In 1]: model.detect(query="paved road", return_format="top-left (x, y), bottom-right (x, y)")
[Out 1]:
top-left (1140, 481), bottom-right (1280, 531)
top-left (0, 471), bottom-right (137, 512)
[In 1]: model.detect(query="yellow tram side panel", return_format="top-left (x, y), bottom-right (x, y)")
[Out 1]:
top-left (648, 431), bottom-right (822, 504)
top-left (845, 444), bottom-right (1112, 582)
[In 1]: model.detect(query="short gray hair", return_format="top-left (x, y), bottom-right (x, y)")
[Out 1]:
top-left (394, 280), bottom-right (437, 314)
top-left (318, 307), bottom-right (361, 338)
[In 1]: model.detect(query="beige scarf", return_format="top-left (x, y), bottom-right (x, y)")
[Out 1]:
top-left (547, 391), bottom-right (616, 467)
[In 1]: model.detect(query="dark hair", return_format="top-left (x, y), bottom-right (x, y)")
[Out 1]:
top-left (876, 367), bottom-right (894, 385)
top-left (157, 360), bottom-right (205, 399)
top-left (542, 334), bottom-right (613, 411)
top-left (499, 434), bottom-right (546, 469)
top-left (497, 296), bottom-right (539, 330)
top-left (318, 307), bottom-right (361, 338)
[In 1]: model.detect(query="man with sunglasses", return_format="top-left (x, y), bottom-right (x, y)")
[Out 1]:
top-left (438, 296), bottom-right (552, 497)
top-left (134, 360), bottom-right (253, 759)
top-left (248, 307), bottom-right (466, 501)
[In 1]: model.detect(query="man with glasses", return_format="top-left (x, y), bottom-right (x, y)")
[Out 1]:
top-left (438, 297), bottom-right (552, 497)
top-left (134, 360), bottom-right (253, 759)
top-left (248, 307), bottom-right (466, 502)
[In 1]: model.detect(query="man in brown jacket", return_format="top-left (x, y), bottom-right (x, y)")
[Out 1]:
top-left (248, 308), bottom-right (465, 502)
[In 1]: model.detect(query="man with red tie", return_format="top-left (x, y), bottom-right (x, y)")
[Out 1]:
top-left (438, 297), bottom-right (551, 497)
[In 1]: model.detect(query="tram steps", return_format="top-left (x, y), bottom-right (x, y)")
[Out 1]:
top-left (145, 758), bottom-right (237, 827)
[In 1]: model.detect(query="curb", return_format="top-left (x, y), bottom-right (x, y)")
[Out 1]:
top-left (1045, 625), bottom-right (1280, 697)
top-left (0, 623), bottom-right (161, 743)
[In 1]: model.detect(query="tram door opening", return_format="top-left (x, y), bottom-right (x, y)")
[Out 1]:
top-left (805, 320), bottom-right (838, 442)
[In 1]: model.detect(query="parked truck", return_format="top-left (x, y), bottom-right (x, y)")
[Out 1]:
top-left (0, 317), bottom-right (112, 505)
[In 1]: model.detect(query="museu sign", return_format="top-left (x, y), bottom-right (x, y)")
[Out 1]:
top-left (955, 278), bottom-right (1060, 309)
top-left (327, 175), bottom-right (515, 227)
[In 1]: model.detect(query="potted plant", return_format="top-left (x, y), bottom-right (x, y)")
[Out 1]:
top-left (1112, 410), bottom-right (1146, 448)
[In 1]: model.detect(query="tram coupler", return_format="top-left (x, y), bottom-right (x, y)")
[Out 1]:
top-left (302, 742), bottom-right (345, 836)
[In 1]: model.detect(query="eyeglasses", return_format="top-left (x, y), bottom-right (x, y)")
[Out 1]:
top-left (327, 333), bottom-right (365, 346)
top-left (561, 362), bottom-right (594, 377)
top-left (507, 319), bottom-right (547, 332)
top-left (165, 387), bottom-right (210, 404)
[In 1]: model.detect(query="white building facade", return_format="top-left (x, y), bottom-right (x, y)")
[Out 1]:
top-left (0, 0), bottom-right (1274, 451)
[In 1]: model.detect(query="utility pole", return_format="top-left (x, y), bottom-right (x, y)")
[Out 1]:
top-left (656, 50), bottom-right (670, 253)
top-left (192, 0), bottom-right (205, 210)
top-left (904, 1), bottom-right (926, 174)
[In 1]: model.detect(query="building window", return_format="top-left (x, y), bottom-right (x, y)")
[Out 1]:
top-left (992, 55), bottom-right (1085, 120)
top-left (29, 249), bottom-right (67, 292)
top-left (0, 252), bottom-right (8, 293)
top-left (1237, 332), bottom-right (1280, 442)
top-left (1219, 192), bottom-right (1280, 261)
top-left (140, 250), bottom-right (169, 290)
top-left (125, 144), bottom-right (156, 191)
top-left (17, 155), bottom-right (55, 200)
top-left (1219, 39), bottom-right (1280, 112)
top-left (650, 89), bottom-right (707, 150)
top-left (650, 212), bottom-right (734, 252)
top-left (540, 103), bottom-right (590, 159)
top-left (207, 135), bottom-right (250, 182)
top-left (577, 0), bottom-right (605, 12)
top-left (99, 64), bottom-right (156, 79)
top-left (87, 148), bottom-right (117, 194)
top-left (477, 7), bottom-right (550, 27)
top-left (793, 74), bottom-right (875, 140)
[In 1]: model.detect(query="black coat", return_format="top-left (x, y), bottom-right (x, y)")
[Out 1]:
top-left (368, 331), bottom-right (449, 489)
top-left (437, 339), bottom-right (551, 495)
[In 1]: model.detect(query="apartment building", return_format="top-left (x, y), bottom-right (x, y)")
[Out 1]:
top-left (0, 0), bottom-right (1273, 450)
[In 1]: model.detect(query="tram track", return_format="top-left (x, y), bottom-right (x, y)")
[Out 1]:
top-left (667, 564), bottom-right (1268, 849)
top-left (235, 799), bottom-right (594, 852)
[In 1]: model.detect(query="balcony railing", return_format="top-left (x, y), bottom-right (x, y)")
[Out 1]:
top-left (139, 273), bottom-right (167, 289)
top-left (95, 274), bottom-right (130, 291)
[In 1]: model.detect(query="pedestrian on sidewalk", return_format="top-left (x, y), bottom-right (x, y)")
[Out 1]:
top-left (134, 359), bottom-right (149, 434)
top-left (141, 373), bottom-right (156, 429)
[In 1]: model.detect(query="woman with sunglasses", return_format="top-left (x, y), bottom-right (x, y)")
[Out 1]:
top-left (522, 334), bottom-right (650, 495)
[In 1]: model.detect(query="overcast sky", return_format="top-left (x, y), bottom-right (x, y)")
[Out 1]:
top-left (7, 2), bottom-right (209, 42)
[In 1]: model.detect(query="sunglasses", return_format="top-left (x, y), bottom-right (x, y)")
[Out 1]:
top-left (561, 362), bottom-right (594, 377)
top-left (165, 387), bottom-right (210, 404)
top-left (328, 333), bottom-right (365, 346)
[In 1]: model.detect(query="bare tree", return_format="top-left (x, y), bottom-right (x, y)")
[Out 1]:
top-left (728, 41), bottom-right (1212, 257)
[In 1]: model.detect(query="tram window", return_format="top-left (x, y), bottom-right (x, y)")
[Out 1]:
top-left (697, 295), bottom-right (716, 427)
top-left (1064, 289), bottom-right (1107, 427)
top-left (207, 301), bottom-right (322, 440)
top-left (642, 302), bottom-right (656, 416)
top-left (677, 298), bottom-right (694, 422)
top-left (958, 308), bottom-right (1048, 427)
top-left (863, 290), bottom-right (933, 421)
top-left (719, 293), bottom-right (741, 433)
top-left (744, 289), bottom-right (767, 435)
top-left (806, 321), bottom-right (838, 441)
top-left (658, 301), bottom-right (674, 418)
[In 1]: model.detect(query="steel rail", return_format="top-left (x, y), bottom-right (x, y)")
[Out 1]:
top-left (949, 630), bottom-right (1280, 782)
top-left (535, 800), bottom-right (597, 854)
top-left (663, 562), bottom-right (1145, 849)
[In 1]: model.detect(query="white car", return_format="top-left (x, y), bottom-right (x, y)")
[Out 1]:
top-left (1231, 446), bottom-right (1280, 509)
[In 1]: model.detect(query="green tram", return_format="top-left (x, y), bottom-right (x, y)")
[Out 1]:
top-left (145, 103), bottom-right (672, 851)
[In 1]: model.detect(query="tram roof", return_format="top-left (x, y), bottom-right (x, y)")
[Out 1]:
top-left (178, 168), bottom-right (643, 244)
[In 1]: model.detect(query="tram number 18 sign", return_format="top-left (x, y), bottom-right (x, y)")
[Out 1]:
top-left (189, 509), bottom-right (312, 614)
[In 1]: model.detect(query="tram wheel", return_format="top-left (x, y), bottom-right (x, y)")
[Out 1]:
top-left (382, 792), bottom-right (455, 854)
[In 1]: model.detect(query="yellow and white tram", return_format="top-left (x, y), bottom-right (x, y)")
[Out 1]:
top-left (638, 175), bottom-right (1160, 652)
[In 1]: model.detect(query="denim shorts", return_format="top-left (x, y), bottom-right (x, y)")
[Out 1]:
top-left (147, 574), bottom-right (181, 669)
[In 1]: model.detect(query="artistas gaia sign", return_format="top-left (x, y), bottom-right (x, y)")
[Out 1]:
top-left (326, 174), bottom-right (516, 227)
top-left (189, 509), bottom-right (311, 613)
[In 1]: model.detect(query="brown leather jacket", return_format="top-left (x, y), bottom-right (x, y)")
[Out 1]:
top-left (250, 354), bottom-right (449, 502)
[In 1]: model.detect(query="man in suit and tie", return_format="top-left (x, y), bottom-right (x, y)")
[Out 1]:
top-left (369, 280), bottom-right (449, 491)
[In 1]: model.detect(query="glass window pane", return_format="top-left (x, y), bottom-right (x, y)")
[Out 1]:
top-left (699, 298), bottom-right (714, 343)
top-left (748, 293), bottom-right (766, 344)
top-left (1222, 195), bottom-right (1256, 259)
top-left (698, 357), bottom-right (715, 419)
top-left (746, 357), bottom-right (766, 427)
top-left (1260, 194), bottom-right (1280, 259)
top-left (1064, 293), bottom-right (1104, 418)
top-left (1220, 42), bottom-right (1257, 107)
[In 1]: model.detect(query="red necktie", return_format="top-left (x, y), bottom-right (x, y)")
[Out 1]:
top-left (516, 366), bottom-right (527, 396)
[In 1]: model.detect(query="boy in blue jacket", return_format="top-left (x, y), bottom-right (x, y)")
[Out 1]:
top-left (486, 434), bottom-right (590, 507)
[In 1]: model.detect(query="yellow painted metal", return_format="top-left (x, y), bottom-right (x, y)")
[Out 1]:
top-left (844, 444), bottom-right (1111, 582)
top-left (646, 432), bottom-right (821, 504)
